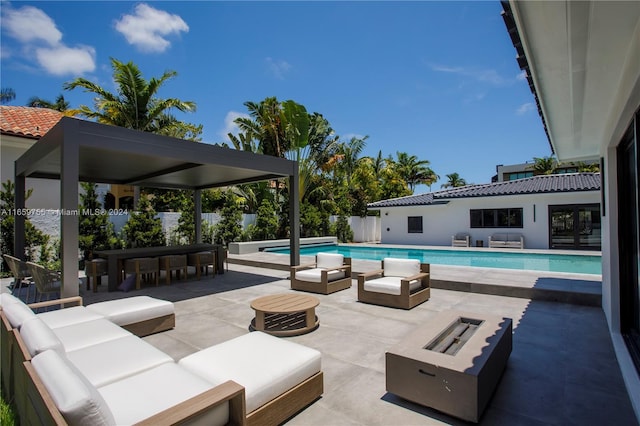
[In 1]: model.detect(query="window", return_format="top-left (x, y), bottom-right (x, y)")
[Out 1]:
top-left (506, 171), bottom-right (533, 181)
top-left (407, 216), bottom-right (423, 233)
top-left (470, 208), bottom-right (523, 228)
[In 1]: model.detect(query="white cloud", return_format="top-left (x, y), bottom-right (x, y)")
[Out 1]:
top-left (2, 5), bottom-right (62, 46)
top-left (35, 45), bottom-right (96, 76)
top-left (430, 63), bottom-right (510, 86)
top-left (115, 4), bottom-right (189, 53)
top-left (517, 70), bottom-right (527, 81)
top-left (265, 57), bottom-right (291, 79)
top-left (2, 4), bottom-right (96, 76)
top-left (516, 102), bottom-right (535, 115)
top-left (219, 111), bottom-right (250, 141)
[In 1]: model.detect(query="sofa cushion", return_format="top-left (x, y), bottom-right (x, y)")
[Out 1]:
top-left (86, 296), bottom-right (174, 327)
top-left (383, 258), bottom-right (421, 278)
top-left (52, 319), bottom-right (132, 352)
top-left (20, 317), bottom-right (65, 357)
top-left (0, 292), bottom-right (22, 309)
top-left (2, 298), bottom-right (36, 329)
top-left (179, 331), bottom-right (321, 414)
top-left (316, 252), bottom-right (344, 269)
top-left (66, 335), bottom-right (173, 387)
top-left (37, 306), bottom-right (105, 330)
top-left (31, 350), bottom-right (116, 426)
top-left (295, 268), bottom-right (346, 283)
top-left (507, 234), bottom-right (523, 242)
top-left (99, 363), bottom-right (229, 426)
top-left (363, 276), bottom-right (422, 296)
top-left (491, 233), bottom-right (508, 242)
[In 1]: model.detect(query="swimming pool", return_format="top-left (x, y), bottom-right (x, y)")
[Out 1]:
top-left (268, 245), bottom-right (602, 275)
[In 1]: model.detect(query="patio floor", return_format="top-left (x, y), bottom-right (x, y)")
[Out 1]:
top-left (68, 262), bottom-right (637, 425)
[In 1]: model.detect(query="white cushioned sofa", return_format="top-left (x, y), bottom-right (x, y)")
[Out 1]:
top-left (290, 252), bottom-right (352, 294)
top-left (1, 292), bottom-right (323, 426)
top-left (488, 233), bottom-right (524, 249)
top-left (357, 258), bottom-right (431, 310)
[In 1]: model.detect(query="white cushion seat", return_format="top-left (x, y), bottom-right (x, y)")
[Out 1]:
top-left (179, 332), bottom-right (321, 414)
top-left (98, 363), bottom-right (229, 426)
top-left (38, 306), bottom-right (105, 329)
top-left (86, 296), bottom-right (174, 327)
top-left (52, 319), bottom-right (133, 352)
top-left (363, 276), bottom-right (422, 295)
top-left (2, 297), bottom-right (37, 329)
top-left (66, 335), bottom-right (173, 387)
top-left (316, 252), bottom-right (345, 269)
top-left (19, 317), bottom-right (66, 357)
top-left (295, 268), bottom-right (346, 283)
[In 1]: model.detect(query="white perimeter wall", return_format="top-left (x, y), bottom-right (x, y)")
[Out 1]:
top-left (377, 191), bottom-right (601, 249)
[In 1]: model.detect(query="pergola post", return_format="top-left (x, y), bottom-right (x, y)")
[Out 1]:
top-left (289, 168), bottom-right (300, 266)
top-left (13, 173), bottom-right (26, 260)
top-left (194, 189), bottom-right (202, 243)
top-left (60, 138), bottom-right (79, 297)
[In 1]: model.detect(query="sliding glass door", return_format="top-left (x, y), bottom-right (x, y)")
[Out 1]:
top-left (549, 204), bottom-right (601, 250)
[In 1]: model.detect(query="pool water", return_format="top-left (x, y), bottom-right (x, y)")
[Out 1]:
top-left (268, 245), bottom-right (602, 275)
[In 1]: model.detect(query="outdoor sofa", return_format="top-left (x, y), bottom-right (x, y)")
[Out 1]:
top-left (1, 292), bottom-right (323, 426)
top-left (290, 252), bottom-right (352, 294)
top-left (488, 233), bottom-right (524, 249)
top-left (357, 258), bottom-right (430, 310)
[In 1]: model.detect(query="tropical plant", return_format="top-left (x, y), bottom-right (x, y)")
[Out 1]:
top-left (395, 151), bottom-right (437, 193)
top-left (176, 193), bottom-right (195, 244)
top-left (248, 199), bottom-right (279, 241)
top-left (0, 88), bottom-right (15, 104)
top-left (78, 182), bottom-right (118, 261)
top-left (27, 94), bottom-right (69, 111)
top-left (64, 57), bottom-right (197, 134)
top-left (122, 196), bottom-right (165, 248)
top-left (574, 161), bottom-right (600, 172)
top-left (441, 172), bottom-right (467, 188)
top-left (214, 191), bottom-right (245, 247)
top-left (529, 156), bottom-right (557, 175)
top-left (333, 214), bottom-right (353, 243)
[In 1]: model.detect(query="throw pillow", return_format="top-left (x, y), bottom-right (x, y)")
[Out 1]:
top-left (118, 275), bottom-right (136, 292)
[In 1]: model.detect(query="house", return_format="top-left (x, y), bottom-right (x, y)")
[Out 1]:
top-left (368, 173), bottom-right (601, 250)
top-left (501, 0), bottom-right (640, 418)
top-left (1, 106), bottom-right (134, 210)
top-left (492, 159), bottom-right (599, 182)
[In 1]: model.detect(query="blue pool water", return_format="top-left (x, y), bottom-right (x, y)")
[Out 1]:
top-left (268, 245), bottom-right (602, 275)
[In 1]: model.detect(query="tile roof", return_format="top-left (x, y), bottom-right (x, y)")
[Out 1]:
top-left (368, 173), bottom-right (601, 208)
top-left (0, 106), bottom-right (63, 139)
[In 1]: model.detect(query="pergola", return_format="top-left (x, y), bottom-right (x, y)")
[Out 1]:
top-left (14, 117), bottom-right (300, 297)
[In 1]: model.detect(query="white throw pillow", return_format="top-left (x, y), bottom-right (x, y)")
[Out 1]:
top-left (20, 317), bottom-right (65, 357)
top-left (316, 252), bottom-right (344, 269)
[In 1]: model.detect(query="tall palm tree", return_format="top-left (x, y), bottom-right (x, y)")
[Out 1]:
top-left (334, 136), bottom-right (368, 186)
top-left (63, 57), bottom-right (196, 133)
top-left (0, 88), bottom-right (16, 104)
top-left (441, 172), bottom-right (467, 188)
top-left (235, 97), bottom-right (287, 158)
top-left (27, 94), bottom-right (69, 111)
top-left (395, 151), bottom-right (437, 193)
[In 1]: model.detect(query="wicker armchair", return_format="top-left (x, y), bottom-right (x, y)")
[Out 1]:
top-left (3, 254), bottom-right (33, 302)
top-left (25, 262), bottom-right (61, 304)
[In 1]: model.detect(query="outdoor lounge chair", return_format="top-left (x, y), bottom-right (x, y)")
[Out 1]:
top-left (452, 233), bottom-right (471, 247)
top-left (3, 254), bottom-right (33, 303)
top-left (488, 233), bottom-right (524, 249)
top-left (290, 252), bottom-right (352, 294)
top-left (357, 258), bottom-right (430, 309)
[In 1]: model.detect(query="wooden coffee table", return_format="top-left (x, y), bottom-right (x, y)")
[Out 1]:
top-left (250, 293), bottom-right (320, 336)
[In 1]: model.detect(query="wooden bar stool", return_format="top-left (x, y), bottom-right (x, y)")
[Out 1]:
top-left (124, 257), bottom-right (159, 290)
top-left (188, 251), bottom-right (216, 280)
top-left (159, 254), bottom-right (188, 285)
top-left (85, 258), bottom-right (108, 293)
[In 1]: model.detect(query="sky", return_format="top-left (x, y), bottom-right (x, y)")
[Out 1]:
top-left (0, 1), bottom-right (551, 191)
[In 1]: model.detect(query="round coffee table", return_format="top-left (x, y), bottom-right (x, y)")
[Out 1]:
top-left (250, 293), bottom-right (320, 336)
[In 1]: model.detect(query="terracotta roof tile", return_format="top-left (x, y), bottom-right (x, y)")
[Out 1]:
top-left (0, 106), bottom-right (63, 139)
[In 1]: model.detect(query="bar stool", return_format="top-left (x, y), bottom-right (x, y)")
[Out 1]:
top-left (159, 254), bottom-right (188, 285)
top-left (85, 258), bottom-right (108, 293)
top-left (124, 257), bottom-right (159, 290)
top-left (188, 251), bottom-right (216, 280)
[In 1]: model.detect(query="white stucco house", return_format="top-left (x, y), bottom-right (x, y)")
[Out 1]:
top-left (368, 173), bottom-right (601, 250)
top-left (502, 0), bottom-right (640, 417)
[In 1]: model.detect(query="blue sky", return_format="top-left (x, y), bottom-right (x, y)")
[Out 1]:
top-left (1, 1), bottom-right (550, 190)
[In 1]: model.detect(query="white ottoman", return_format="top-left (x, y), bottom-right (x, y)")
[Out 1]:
top-left (87, 296), bottom-right (175, 337)
top-left (179, 332), bottom-right (322, 424)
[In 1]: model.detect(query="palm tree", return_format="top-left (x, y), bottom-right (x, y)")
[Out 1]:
top-left (395, 151), bottom-right (437, 193)
top-left (529, 156), bottom-right (557, 175)
top-left (0, 88), bottom-right (16, 104)
top-left (574, 161), bottom-right (600, 172)
top-left (235, 97), bottom-right (286, 157)
top-left (441, 172), bottom-right (467, 188)
top-left (27, 94), bottom-right (69, 111)
top-left (334, 136), bottom-right (368, 186)
top-left (63, 57), bottom-right (196, 133)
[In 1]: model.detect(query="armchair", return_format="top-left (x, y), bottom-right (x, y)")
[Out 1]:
top-left (357, 258), bottom-right (430, 309)
top-left (25, 262), bottom-right (61, 305)
top-left (290, 252), bottom-right (352, 294)
top-left (452, 233), bottom-right (471, 247)
top-left (3, 254), bottom-right (33, 302)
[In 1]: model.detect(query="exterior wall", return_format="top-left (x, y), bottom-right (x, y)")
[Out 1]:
top-left (1, 135), bottom-right (60, 209)
top-left (349, 216), bottom-right (380, 242)
top-left (377, 191), bottom-right (600, 249)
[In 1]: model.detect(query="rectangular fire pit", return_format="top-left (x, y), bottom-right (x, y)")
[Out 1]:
top-left (386, 310), bottom-right (512, 423)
